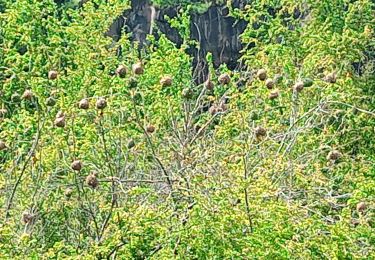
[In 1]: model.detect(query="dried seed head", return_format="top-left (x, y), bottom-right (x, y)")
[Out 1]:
top-left (86, 173), bottom-right (99, 189)
top-left (64, 188), bottom-right (73, 198)
top-left (22, 89), bottom-right (33, 100)
top-left (209, 105), bottom-right (218, 116)
top-left (22, 212), bottom-right (34, 224)
top-left (265, 78), bottom-right (275, 89)
top-left (132, 62), bottom-right (144, 75)
top-left (127, 139), bottom-right (135, 149)
top-left (129, 77), bottom-right (138, 89)
top-left (257, 69), bottom-right (267, 81)
top-left (254, 126), bottom-right (267, 137)
top-left (54, 116), bottom-right (65, 128)
top-left (0, 108), bottom-right (7, 117)
top-left (327, 150), bottom-right (342, 161)
top-left (182, 88), bottom-right (193, 99)
top-left (356, 202), bottom-right (367, 213)
top-left (48, 70), bottom-right (58, 80)
top-left (96, 97), bottom-right (107, 110)
top-left (325, 72), bottom-right (337, 84)
top-left (0, 140), bottom-right (7, 150)
top-left (116, 65), bottom-right (127, 78)
top-left (46, 97), bottom-right (56, 107)
top-left (56, 111), bottom-right (65, 118)
top-left (11, 93), bottom-right (21, 103)
top-left (204, 79), bottom-right (214, 90)
top-left (218, 73), bottom-right (231, 85)
top-left (293, 81), bottom-right (304, 92)
top-left (146, 125), bottom-right (155, 134)
top-left (71, 160), bottom-right (82, 171)
top-left (269, 90), bottom-right (279, 99)
top-left (78, 98), bottom-right (90, 110)
top-left (160, 76), bottom-right (173, 87)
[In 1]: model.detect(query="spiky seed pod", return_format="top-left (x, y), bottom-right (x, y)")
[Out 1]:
top-left (11, 93), bottom-right (21, 103)
top-left (0, 140), bottom-right (7, 151)
top-left (46, 97), bottom-right (56, 107)
top-left (209, 105), bottom-right (218, 116)
top-left (54, 116), bottom-right (65, 128)
top-left (64, 188), bottom-right (73, 198)
top-left (218, 73), bottom-right (231, 85)
top-left (146, 125), bottom-right (155, 134)
top-left (96, 97), bottom-right (107, 110)
top-left (327, 150), bottom-right (342, 161)
top-left (257, 69), bottom-right (267, 81)
top-left (78, 98), bottom-right (90, 110)
top-left (204, 79), bottom-right (214, 90)
top-left (160, 76), bottom-right (173, 87)
top-left (356, 202), bottom-right (367, 213)
top-left (48, 70), bottom-right (58, 80)
top-left (86, 173), bottom-right (99, 189)
top-left (71, 160), bottom-right (82, 171)
top-left (269, 90), bottom-right (279, 100)
top-left (0, 108), bottom-right (7, 117)
top-left (254, 126), bottom-right (267, 138)
top-left (325, 72), bottom-right (337, 84)
top-left (116, 65), bottom-right (127, 78)
top-left (132, 62), bottom-right (144, 75)
top-left (265, 78), bottom-right (275, 89)
top-left (22, 212), bottom-right (33, 224)
top-left (22, 89), bottom-right (33, 100)
top-left (293, 81), bottom-right (304, 92)
top-left (182, 88), bottom-right (193, 99)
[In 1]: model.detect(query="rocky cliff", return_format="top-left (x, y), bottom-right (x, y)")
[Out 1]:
top-left (106, 0), bottom-right (249, 83)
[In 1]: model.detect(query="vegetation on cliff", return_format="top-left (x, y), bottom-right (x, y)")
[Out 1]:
top-left (0, 0), bottom-right (374, 258)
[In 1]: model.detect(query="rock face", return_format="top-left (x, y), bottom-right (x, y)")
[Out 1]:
top-left (106, 0), bottom-right (248, 83)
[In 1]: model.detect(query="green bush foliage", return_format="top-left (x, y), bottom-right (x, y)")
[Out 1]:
top-left (0, 0), bottom-right (374, 259)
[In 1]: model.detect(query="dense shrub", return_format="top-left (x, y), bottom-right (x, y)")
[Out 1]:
top-left (0, 0), bottom-right (374, 259)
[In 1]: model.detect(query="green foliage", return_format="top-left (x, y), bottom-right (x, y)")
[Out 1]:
top-left (0, 0), bottom-right (374, 259)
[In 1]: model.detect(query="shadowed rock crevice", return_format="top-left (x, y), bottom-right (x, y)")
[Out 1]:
top-left (106, 0), bottom-right (249, 83)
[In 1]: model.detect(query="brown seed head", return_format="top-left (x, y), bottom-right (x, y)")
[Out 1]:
top-left (96, 97), bottom-right (107, 109)
top-left (48, 70), bottom-right (58, 80)
top-left (116, 65), bottom-right (127, 78)
top-left (254, 126), bottom-right (267, 137)
top-left (293, 81), bottom-right (304, 92)
top-left (22, 89), bottom-right (33, 100)
top-left (0, 140), bottom-right (7, 150)
top-left (86, 173), bottom-right (99, 188)
top-left (71, 160), bottom-right (82, 171)
top-left (22, 212), bottom-right (34, 224)
top-left (46, 97), bottom-right (56, 107)
top-left (269, 90), bottom-right (279, 100)
top-left (325, 72), bottom-right (337, 84)
top-left (265, 78), bottom-right (275, 89)
top-left (79, 98), bottom-right (90, 110)
top-left (218, 73), bottom-right (231, 85)
top-left (132, 62), bottom-right (144, 75)
top-left (146, 125), bottom-right (155, 134)
top-left (0, 108), bottom-right (7, 117)
top-left (204, 79), bottom-right (214, 90)
top-left (54, 116), bottom-right (65, 128)
top-left (160, 76), bottom-right (173, 87)
top-left (257, 69), bottom-right (267, 81)
top-left (327, 150), bottom-right (342, 161)
top-left (356, 202), bottom-right (367, 213)
top-left (64, 188), bottom-right (73, 198)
